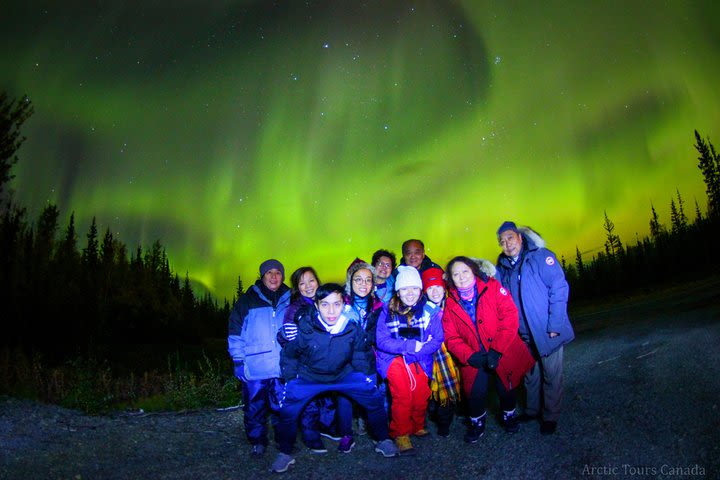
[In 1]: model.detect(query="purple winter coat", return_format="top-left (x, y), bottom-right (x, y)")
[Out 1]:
top-left (375, 300), bottom-right (443, 379)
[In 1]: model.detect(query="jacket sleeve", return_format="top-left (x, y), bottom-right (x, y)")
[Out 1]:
top-left (537, 249), bottom-right (570, 333)
top-left (351, 325), bottom-right (373, 375)
top-left (417, 308), bottom-right (444, 356)
top-left (280, 333), bottom-right (301, 381)
top-left (227, 296), bottom-right (249, 361)
top-left (442, 300), bottom-right (476, 365)
top-left (375, 306), bottom-right (412, 355)
top-left (489, 279), bottom-right (520, 355)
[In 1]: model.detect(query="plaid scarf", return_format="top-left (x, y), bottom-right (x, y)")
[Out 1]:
top-left (431, 342), bottom-right (462, 405)
top-left (386, 297), bottom-right (432, 337)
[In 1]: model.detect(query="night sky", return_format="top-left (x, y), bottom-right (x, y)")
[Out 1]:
top-left (2, 1), bottom-right (719, 299)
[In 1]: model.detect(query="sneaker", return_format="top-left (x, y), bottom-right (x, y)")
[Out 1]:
top-left (270, 453), bottom-right (295, 473)
top-left (338, 435), bottom-right (356, 453)
top-left (503, 409), bottom-right (520, 434)
top-left (356, 417), bottom-right (367, 436)
top-left (251, 444), bottom-right (266, 457)
top-left (540, 420), bottom-right (557, 435)
top-left (463, 416), bottom-right (486, 444)
top-left (395, 435), bottom-right (416, 456)
top-left (374, 438), bottom-right (399, 457)
top-left (413, 428), bottom-right (430, 437)
top-left (320, 431), bottom-right (342, 441)
top-left (306, 439), bottom-right (327, 454)
top-left (436, 425), bottom-right (450, 438)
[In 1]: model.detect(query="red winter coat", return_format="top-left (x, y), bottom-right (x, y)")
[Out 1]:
top-left (442, 276), bottom-right (535, 394)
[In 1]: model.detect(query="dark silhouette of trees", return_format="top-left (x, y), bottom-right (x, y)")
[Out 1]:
top-left (0, 89), bottom-right (228, 364)
top-left (0, 93), bottom-right (33, 197)
top-left (670, 189), bottom-right (688, 235)
top-left (1, 204), bottom-right (230, 362)
top-left (566, 131), bottom-right (720, 302)
top-left (694, 130), bottom-right (720, 218)
top-left (602, 210), bottom-right (623, 258)
top-left (649, 203), bottom-right (665, 241)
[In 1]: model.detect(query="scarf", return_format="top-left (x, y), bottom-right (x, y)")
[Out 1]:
top-left (318, 309), bottom-right (350, 335)
top-left (431, 342), bottom-right (462, 405)
top-left (386, 297), bottom-right (431, 338)
top-left (351, 293), bottom-right (369, 329)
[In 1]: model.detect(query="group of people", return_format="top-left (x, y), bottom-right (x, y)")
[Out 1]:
top-left (227, 221), bottom-right (575, 473)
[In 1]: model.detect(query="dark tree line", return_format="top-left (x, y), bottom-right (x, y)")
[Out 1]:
top-left (0, 204), bottom-right (231, 360)
top-left (0, 93), bottom-right (230, 364)
top-left (564, 130), bottom-right (720, 300)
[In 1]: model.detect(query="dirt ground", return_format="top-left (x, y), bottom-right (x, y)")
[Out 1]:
top-left (2, 278), bottom-right (719, 479)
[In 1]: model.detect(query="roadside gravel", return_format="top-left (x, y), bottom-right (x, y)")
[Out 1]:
top-left (2, 280), bottom-right (719, 479)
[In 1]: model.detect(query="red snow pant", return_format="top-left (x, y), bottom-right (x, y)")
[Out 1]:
top-left (386, 356), bottom-right (430, 438)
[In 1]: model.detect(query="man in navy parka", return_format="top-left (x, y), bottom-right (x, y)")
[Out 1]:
top-left (495, 222), bottom-right (575, 435)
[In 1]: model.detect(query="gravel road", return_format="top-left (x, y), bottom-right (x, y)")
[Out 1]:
top-left (2, 279), bottom-right (719, 479)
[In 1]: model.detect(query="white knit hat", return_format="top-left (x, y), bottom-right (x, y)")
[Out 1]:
top-left (395, 265), bottom-right (422, 291)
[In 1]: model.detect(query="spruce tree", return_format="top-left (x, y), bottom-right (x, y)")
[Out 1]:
top-left (694, 130), bottom-right (720, 217)
top-left (603, 210), bottom-right (623, 257)
top-left (0, 92), bottom-right (33, 196)
top-left (649, 203), bottom-right (664, 241)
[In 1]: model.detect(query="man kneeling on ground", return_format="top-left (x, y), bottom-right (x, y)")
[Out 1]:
top-left (271, 283), bottom-right (399, 473)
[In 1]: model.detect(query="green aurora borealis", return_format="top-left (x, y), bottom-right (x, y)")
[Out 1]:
top-left (2, 1), bottom-right (719, 299)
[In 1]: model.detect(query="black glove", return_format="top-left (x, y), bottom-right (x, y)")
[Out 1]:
top-left (467, 351), bottom-right (487, 369)
top-left (486, 349), bottom-right (502, 370)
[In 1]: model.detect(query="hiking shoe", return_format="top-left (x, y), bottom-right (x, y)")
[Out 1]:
top-left (338, 435), bottom-right (356, 453)
top-left (270, 453), bottom-right (295, 473)
top-left (413, 428), bottom-right (430, 437)
top-left (540, 420), bottom-right (557, 435)
top-left (251, 444), bottom-right (266, 457)
top-left (356, 417), bottom-right (367, 436)
top-left (307, 439), bottom-right (327, 454)
top-left (463, 416), bottom-right (486, 443)
top-left (395, 435), bottom-right (416, 456)
top-left (374, 438), bottom-right (399, 457)
top-left (320, 431), bottom-right (342, 441)
top-left (503, 409), bottom-right (520, 434)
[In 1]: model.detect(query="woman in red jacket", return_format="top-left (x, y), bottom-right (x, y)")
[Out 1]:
top-left (442, 256), bottom-right (535, 443)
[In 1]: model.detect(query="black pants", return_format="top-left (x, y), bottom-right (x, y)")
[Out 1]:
top-left (428, 399), bottom-right (455, 429)
top-left (467, 368), bottom-right (516, 418)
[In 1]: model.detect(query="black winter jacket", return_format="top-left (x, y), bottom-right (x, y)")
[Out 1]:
top-left (280, 305), bottom-right (371, 383)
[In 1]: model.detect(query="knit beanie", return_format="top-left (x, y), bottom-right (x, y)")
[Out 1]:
top-left (421, 267), bottom-right (445, 293)
top-left (259, 259), bottom-right (284, 278)
top-left (395, 265), bottom-right (422, 291)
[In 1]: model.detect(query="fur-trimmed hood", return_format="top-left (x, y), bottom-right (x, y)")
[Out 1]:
top-left (518, 226), bottom-right (546, 250)
top-left (344, 258), bottom-right (377, 296)
top-left (470, 258), bottom-right (497, 278)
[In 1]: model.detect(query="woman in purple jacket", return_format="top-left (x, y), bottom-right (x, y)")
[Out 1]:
top-left (375, 265), bottom-right (443, 456)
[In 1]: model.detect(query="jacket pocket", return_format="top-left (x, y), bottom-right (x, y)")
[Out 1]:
top-left (244, 343), bottom-right (279, 379)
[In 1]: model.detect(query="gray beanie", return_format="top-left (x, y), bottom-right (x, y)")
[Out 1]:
top-left (259, 259), bottom-right (284, 278)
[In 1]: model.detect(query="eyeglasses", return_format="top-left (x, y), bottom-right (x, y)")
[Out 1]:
top-left (375, 261), bottom-right (392, 268)
top-left (353, 277), bottom-right (373, 285)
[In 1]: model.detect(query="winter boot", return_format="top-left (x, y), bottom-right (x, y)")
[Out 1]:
top-left (463, 413), bottom-right (486, 443)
